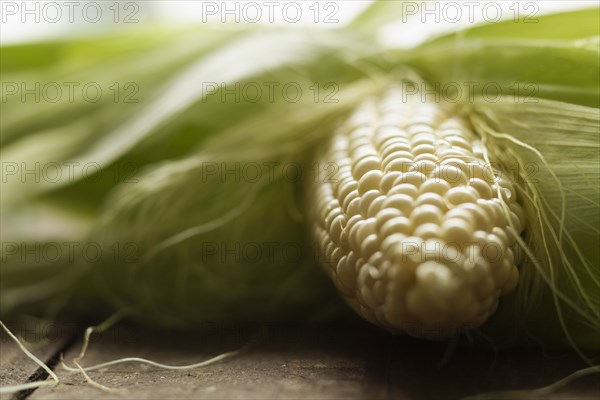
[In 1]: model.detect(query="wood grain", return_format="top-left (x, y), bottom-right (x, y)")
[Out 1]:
top-left (31, 321), bottom-right (381, 400)
top-left (0, 320), bottom-right (77, 399)
top-left (1, 320), bottom-right (597, 400)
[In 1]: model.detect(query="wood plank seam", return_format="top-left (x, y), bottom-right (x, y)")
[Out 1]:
top-left (11, 331), bottom-right (80, 400)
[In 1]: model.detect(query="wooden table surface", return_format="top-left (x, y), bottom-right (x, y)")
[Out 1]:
top-left (1, 319), bottom-right (598, 400)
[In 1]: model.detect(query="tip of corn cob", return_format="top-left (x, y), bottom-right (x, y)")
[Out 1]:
top-left (311, 86), bottom-right (525, 339)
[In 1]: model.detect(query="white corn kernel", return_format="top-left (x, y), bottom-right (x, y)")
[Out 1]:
top-left (311, 88), bottom-right (525, 339)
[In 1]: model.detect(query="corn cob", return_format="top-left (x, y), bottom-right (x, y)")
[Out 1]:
top-left (311, 87), bottom-right (525, 339)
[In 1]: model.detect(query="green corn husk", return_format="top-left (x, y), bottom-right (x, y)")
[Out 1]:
top-left (468, 98), bottom-right (600, 350)
top-left (1, 24), bottom-right (391, 323)
top-left (73, 78), bottom-right (390, 327)
top-left (406, 8), bottom-right (600, 108)
top-left (1, 5), bottom-right (599, 355)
